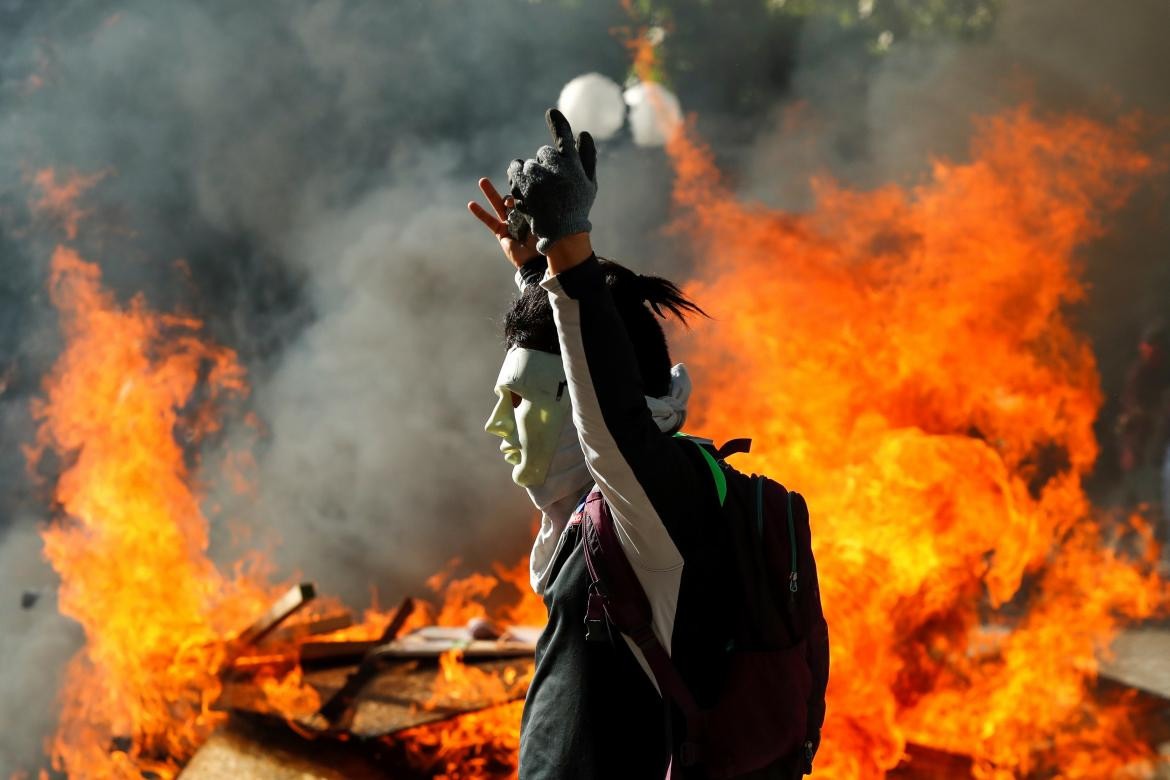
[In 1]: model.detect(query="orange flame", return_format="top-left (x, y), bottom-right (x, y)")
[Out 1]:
top-left (423, 649), bottom-right (529, 714)
top-left (26, 241), bottom-right (285, 778)
top-left (400, 701), bottom-right (527, 780)
top-left (665, 108), bottom-right (1168, 776)
top-left (402, 643), bottom-right (531, 780)
top-left (323, 559), bottom-right (541, 778)
top-left (255, 666), bottom-right (321, 717)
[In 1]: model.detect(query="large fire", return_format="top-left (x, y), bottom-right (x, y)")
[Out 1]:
top-left (26, 240), bottom-right (282, 778)
top-left (669, 108), bottom-right (1168, 776)
top-left (18, 82), bottom-right (1170, 780)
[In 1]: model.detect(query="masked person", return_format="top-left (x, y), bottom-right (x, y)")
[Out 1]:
top-left (468, 110), bottom-right (827, 780)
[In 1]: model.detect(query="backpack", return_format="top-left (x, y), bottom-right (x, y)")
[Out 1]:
top-left (579, 435), bottom-right (829, 779)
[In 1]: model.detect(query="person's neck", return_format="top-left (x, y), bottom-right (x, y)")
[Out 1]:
top-left (526, 473), bottom-right (594, 595)
top-left (551, 478), bottom-right (593, 518)
top-left (528, 472), bottom-right (592, 517)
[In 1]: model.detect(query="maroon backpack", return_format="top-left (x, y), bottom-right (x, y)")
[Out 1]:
top-left (579, 436), bottom-right (829, 779)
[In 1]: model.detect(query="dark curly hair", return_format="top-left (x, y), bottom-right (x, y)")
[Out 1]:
top-left (503, 259), bottom-right (705, 398)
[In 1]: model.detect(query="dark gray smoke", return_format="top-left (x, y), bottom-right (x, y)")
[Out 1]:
top-left (0, 0), bottom-right (1167, 773)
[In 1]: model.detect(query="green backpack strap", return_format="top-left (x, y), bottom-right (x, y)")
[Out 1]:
top-left (673, 432), bottom-right (728, 507)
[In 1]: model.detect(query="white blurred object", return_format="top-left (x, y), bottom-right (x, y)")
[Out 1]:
top-left (556, 73), bottom-right (625, 141)
top-left (623, 81), bottom-right (683, 147)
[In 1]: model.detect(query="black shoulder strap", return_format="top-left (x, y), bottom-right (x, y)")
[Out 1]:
top-left (580, 490), bottom-right (707, 766)
top-left (756, 477), bottom-right (805, 645)
top-left (716, 438), bottom-right (752, 459)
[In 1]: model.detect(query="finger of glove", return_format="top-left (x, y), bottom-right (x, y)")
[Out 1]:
top-left (546, 108), bottom-right (575, 155)
top-left (520, 158), bottom-right (553, 186)
top-left (509, 161), bottom-right (554, 217)
top-left (508, 158), bottom-right (553, 193)
top-left (577, 132), bottom-right (597, 182)
top-left (535, 144), bottom-right (561, 170)
top-left (506, 158), bottom-right (526, 197)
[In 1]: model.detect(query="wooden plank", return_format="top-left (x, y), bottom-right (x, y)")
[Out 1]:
top-left (265, 612), bottom-right (354, 644)
top-left (299, 638), bottom-right (537, 670)
top-left (318, 597), bottom-right (416, 726)
top-left (370, 639), bottom-right (537, 661)
top-left (1100, 628), bottom-right (1170, 701)
top-left (224, 653), bottom-right (298, 676)
top-left (179, 715), bottom-right (401, 780)
top-left (299, 640), bottom-right (379, 670)
top-left (217, 658), bottom-right (533, 738)
top-left (299, 616), bottom-right (539, 671)
top-left (316, 658), bottom-right (529, 737)
top-left (376, 598), bottom-right (416, 643)
top-left (234, 583), bottom-right (316, 649)
top-left (890, 744), bottom-right (973, 778)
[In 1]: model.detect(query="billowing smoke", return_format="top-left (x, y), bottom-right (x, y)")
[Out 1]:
top-left (0, 0), bottom-right (1167, 773)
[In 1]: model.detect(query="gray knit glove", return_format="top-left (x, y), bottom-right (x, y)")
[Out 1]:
top-left (507, 109), bottom-right (597, 254)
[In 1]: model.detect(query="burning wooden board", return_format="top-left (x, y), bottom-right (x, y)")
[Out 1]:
top-left (1100, 627), bottom-right (1170, 701)
top-left (325, 657), bottom-right (529, 737)
top-left (299, 627), bottom-right (537, 670)
top-left (189, 656), bottom-right (532, 780)
top-left (180, 714), bottom-right (416, 780)
top-left (219, 639), bottom-right (534, 737)
top-left (198, 624), bottom-right (1170, 777)
top-left (181, 721), bottom-right (359, 780)
top-left (233, 583), bottom-right (316, 648)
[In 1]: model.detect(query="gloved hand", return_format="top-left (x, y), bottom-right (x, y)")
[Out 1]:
top-left (507, 108), bottom-right (597, 254)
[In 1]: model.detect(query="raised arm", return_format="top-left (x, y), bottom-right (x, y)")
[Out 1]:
top-left (507, 110), bottom-right (715, 570)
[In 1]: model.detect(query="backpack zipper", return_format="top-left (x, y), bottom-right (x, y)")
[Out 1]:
top-left (756, 478), bottom-right (799, 593)
top-left (787, 490), bottom-right (799, 594)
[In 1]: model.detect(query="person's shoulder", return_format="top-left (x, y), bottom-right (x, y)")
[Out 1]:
top-left (669, 432), bottom-right (736, 508)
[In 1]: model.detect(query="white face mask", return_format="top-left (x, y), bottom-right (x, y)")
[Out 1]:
top-left (484, 348), bottom-right (573, 487)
